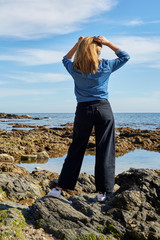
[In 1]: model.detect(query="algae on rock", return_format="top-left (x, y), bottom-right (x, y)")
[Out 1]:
top-left (0, 208), bottom-right (27, 239)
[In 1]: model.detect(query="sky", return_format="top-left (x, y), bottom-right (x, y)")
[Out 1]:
top-left (0, 0), bottom-right (160, 113)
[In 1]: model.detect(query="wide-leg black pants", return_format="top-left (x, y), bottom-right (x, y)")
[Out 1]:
top-left (57, 99), bottom-right (115, 193)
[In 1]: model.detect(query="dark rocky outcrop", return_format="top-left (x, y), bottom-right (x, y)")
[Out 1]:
top-left (0, 165), bottom-right (160, 239)
top-left (30, 168), bottom-right (160, 240)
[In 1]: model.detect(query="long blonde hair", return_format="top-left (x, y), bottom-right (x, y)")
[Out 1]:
top-left (73, 37), bottom-right (102, 75)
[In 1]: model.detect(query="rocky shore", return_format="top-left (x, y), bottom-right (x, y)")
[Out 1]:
top-left (0, 115), bottom-right (160, 239)
top-left (0, 163), bottom-right (160, 239)
top-left (0, 124), bottom-right (160, 161)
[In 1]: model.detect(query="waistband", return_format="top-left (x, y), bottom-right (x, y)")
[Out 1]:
top-left (77, 99), bottom-right (108, 106)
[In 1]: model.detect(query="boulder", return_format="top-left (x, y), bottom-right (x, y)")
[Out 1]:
top-left (35, 151), bottom-right (49, 160)
top-left (0, 163), bottom-right (29, 175)
top-left (31, 195), bottom-right (111, 240)
top-left (0, 154), bottom-right (14, 163)
top-left (21, 151), bottom-right (49, 163)
top-left (0, 173), bottom-right (42, 203)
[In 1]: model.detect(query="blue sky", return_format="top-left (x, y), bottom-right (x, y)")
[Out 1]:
top-left (0, 0), bottom-right (160, 113)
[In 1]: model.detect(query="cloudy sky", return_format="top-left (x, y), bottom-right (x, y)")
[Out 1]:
top-left (0, 0), bottom-right (160, 113)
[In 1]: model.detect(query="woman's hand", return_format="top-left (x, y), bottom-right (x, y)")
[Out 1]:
top-left (94, 36), bottom-right (119, 52)
top-left (94, 36), bottom-right (110, 46)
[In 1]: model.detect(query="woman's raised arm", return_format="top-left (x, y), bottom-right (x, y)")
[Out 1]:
top-left (65, 37), bottom-right (84, 59)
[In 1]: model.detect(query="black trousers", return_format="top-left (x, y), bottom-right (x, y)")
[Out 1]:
top-left (57, 99), bottom-right (115, 193)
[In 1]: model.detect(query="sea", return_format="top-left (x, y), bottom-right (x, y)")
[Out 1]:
top-left (0, 113), bottom-right (160, 174)
top-left (0, 112), bottom-right (160, 132)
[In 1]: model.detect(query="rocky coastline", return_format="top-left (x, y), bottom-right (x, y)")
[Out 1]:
top-left (0, 123), bottom-right (160, 161)
top-left (0, 113), bottom-right (32, 119)
top-left (0, 114), bottom-right (160, 239)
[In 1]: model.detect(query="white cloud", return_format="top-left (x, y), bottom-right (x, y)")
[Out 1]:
top-left (1, 36), bottom-right (160, 69)
top-left (124, 20), bottom-right (144, 26)
top-left (101, 36), bottom-right (160, 68)
top-left (0, 49), bottom-right (65, 65)
top-left (123, 19), bottom-right (160, 26)
top-left (0, 0), bottom-right (117, 39)
top-left (6, 72), bottom-right (71, 83)
top-left (0, 89), bottom-right (52, 97)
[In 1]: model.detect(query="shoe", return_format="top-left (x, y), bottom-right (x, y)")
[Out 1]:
top-left (47, 188), bottom-right (61, 198)
top-left (97, 192), bottom-right (106, 202)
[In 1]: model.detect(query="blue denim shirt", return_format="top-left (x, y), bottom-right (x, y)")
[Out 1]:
top-left (62, 49), bottom-right (130, 102)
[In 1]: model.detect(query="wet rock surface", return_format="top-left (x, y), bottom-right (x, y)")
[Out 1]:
top-left (0, 126), bottom-right (159, 161)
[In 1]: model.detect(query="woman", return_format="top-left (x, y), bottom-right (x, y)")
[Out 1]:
top-left (48, 36), bottom-right (130, 201)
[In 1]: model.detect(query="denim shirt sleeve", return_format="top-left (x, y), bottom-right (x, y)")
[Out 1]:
top-left (108, 49), bottom-right (130, 73)
top-left (62, 56), bottom-right (73, 74)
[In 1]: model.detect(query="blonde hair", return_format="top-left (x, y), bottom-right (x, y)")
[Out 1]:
top-left (73, 37), bottom-right (102, 75)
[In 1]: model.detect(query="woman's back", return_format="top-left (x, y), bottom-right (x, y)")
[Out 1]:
top-left (62, 39), bottom-right (130, 102)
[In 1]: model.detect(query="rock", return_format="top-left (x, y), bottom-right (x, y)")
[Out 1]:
top-left (0, 207), bottom-right (27, 239)
top-left (34, 151), bottom-right (49, 160)
top-left (155, 169), bottom-right (160, 175)
top-left (0, 201), bottom-right (56, 240)
top-left (31, 195), bottom-right (106, 240)
top-left (20, 151), bottom-right (49, 164)
top-left (134, 136), bottom-right (143, 144)
top-left (60, 122), bottom-right (74, 127)
top-left (0, 166), bottom-right (160, 239)
top-left (0, 112), bottom-right (32, 119)
top-left (0, 126), bottom-right (160, 161)
top-left (0, 163), bottom-right (29, 175)
top-left (0, 154), bottom-right (14, 163)
top-left (33, 117), bottom-right (43, 120)
top-left (21, 154), bottom-right (38, 162)
top-left (34, 166), bottom-right (42, 170)
top-left (10, 123), bottom-right (36, 128)
top-left (76, 172), bottom-right (96, 193)
top-left (0, 172), bottom-right (43, 204)
top-left (0, 200), bottom-right (29, 210)
top-left (31, 168), bottom-right (160, 240)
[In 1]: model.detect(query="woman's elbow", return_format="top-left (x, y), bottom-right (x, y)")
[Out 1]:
top-left (126, 54), bottom-right (130, 61)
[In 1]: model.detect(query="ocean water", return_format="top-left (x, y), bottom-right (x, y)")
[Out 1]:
top-left (0, 112), bottom-right (160, 131)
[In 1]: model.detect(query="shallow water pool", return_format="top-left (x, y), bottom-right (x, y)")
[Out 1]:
top-left (17, 149), bottom-right (160, 175)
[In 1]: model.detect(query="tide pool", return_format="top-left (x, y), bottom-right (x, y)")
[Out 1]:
top-left (17, 149), bottom-right (160, 175)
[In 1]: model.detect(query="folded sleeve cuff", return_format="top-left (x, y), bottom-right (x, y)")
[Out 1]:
top-left (115, 49), bottom-right (122, 55)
